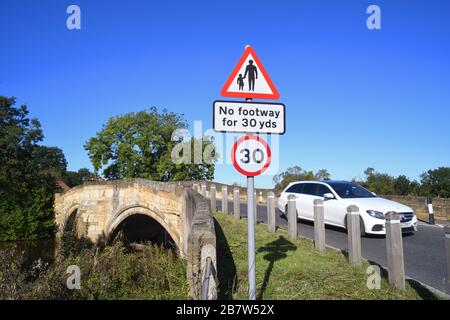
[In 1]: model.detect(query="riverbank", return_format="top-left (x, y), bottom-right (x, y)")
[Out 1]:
top-left (214, 213), bottom-right (436, 299)
top-left (0, 241), bottom-right (189, 300)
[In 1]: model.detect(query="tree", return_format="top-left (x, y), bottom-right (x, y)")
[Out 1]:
top-left (361, 167), bottom-right (395, 195)
top-left (156, 137), bottom-right (217, 181)
top-left (393, 175), bottom-right (411, 196)
top-left (63, 168), bottom-right (96, 188)
top-left (420, 167), bottom-right (450, 198)
top-left (0, 96), bottom-right (57, 240)
top-left (364, 167), bottom-right (375, 177)
top-left (409, 180), bottom-right (421, 196)
top-left (32, 146), bottom-right (67, 178)
top-left (84, 107), bottom-right (217, 181)
top-left (273, 166), bottom-right (331, 192)
top-left (316, 169), bottom-right (331, 180)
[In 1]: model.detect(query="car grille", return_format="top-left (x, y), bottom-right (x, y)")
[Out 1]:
top-left (399, 212), bottom-right (414, 222)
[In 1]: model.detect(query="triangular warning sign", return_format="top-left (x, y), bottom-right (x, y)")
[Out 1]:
top-left (221, 46), bottom-right (280, 100)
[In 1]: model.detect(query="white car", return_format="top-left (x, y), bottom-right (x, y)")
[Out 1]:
top-left (278, 180), bottom-right (418, 236)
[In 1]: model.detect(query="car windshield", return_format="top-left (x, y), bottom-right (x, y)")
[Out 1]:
top-left (327, 182), bottom-right (376, 199)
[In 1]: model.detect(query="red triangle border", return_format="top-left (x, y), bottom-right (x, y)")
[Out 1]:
top-left (220, 46), bottom-right (280, 100)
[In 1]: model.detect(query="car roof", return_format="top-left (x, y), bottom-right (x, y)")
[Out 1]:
top-left (288, 180), bottom-right (350, 185)
top-left (285, 180), bottom-right (353, 189)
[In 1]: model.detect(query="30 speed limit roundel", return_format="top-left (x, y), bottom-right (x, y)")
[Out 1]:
top-left (231, 135), bottom-right (271, 177)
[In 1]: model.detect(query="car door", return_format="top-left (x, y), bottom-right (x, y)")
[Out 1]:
top-left (317, 184), bottom-right (346, 227)
top-left (295, 183), bottom-right (317, 221)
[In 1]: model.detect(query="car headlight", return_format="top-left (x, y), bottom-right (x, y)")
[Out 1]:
top-left (366, 210), bottom-right (385, 219)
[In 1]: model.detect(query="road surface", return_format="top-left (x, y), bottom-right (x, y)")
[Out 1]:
top-left (214, 200), bottom-right (449, 293)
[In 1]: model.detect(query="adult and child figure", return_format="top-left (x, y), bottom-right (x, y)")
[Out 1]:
top-left (237, 59), bottom-right (258, 91)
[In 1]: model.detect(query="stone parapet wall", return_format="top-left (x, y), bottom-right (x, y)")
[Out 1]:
top-left (183, 188), bottom-right (217, 300)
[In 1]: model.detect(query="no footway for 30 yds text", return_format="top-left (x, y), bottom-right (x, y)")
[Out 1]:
top-left (213, 101), bottom-right (285, 134)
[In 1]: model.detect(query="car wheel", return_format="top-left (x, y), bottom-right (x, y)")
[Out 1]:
top-left (359, 218), bottom-right (366, 237)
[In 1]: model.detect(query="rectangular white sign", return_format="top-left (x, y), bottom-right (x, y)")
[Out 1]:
top-left (213, 100), bottom-right (285, 134)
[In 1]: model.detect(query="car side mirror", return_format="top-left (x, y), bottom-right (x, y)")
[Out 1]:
top-left (323, 193), bottom-right (335, 200)
top-left (372, 192), bottom-right (377, 196)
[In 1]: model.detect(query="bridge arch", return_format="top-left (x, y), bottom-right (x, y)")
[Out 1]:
top-left (107, 206), bottom-right (181, 249)
top-left (60, 204), bottom-right (80, 234)
top-left (54, 179), bottom-right (186, 252)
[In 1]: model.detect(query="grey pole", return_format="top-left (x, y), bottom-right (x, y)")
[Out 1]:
top-left (247, 176), bottom-right (256, 300)
top-left (254, 191), bottom-right (257, 224)
top-left (427, 197), bottom-right (435, 225)
top-left (244, 90), bottom-right (256, 300)
top-left (313, 199), bottom-right (326, 252)
top-left (288, 195), bottom-right (297, 240)
top-left (347, 205), bottom-right (362, 266)
top-left (210, 184), bottom-right (216, 212)
top-left (222, 185), bottom-right (228, 214)
top-left (233, 187), bottom-right (240, 219)
top-left (445, 226), bottom-right (450, 294)
top-left (267, 191), bottom-right (276, 233)
top-left (201, 183), bottom-right (206, 197)
top-left (385, 211), bottom-right (405, 291)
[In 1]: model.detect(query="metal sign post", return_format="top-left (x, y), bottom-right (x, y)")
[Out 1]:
top-left (231, 134), bottom-right (271, 300)
top-left (247, 175), bottom-right (256, 300)
top-left (245, 98), bottom-right (256, 300)
top-left (246, 96), bottom-right (256, 300)
top-left (216, 45), bottom-right (283, 300)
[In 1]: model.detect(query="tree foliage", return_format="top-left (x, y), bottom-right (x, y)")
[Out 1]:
top-left (359, 167), bottom-right (450, 197)
top-left (84, 107), bottom-right (217, 181)
top-left (157, 137), bottom-right (217, 181)
top-left (420, 167), bottom-right (450, 198)
top-left (0, 96), bottom-right (59, 240)
top-left (273, 166), bottom-right (330, 192)
top-left (32, 146), bottom-right (67, 179)
top-left (393, 175), bottom-right (411, 196)
top-left (273, 164), bottom-right (450, 198)
top-left (63, 168), bottom-right (96, 188)
top-left (360, 167), bottom-right (395, 195)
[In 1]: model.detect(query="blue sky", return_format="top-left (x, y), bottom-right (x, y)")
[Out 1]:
top-left (1, 0), bottom-right (449, 188)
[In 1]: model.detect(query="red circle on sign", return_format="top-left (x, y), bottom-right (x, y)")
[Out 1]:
top-left (231, 135), bottom-right (272, 177)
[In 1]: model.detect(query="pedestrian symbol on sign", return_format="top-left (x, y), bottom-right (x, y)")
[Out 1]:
top-left (243, 60), bottom-right (258, 91)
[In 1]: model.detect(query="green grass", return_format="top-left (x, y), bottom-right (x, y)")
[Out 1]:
top-left (214, 212), bottom-right (435, 300)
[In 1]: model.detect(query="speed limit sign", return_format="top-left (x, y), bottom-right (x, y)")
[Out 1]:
top-left (231, 135), bottom-right (271, 177)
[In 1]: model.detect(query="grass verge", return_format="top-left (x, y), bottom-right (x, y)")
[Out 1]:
top-left (214, 212), bottom-right (437, 300)
top-left (0, 242), bottom-right (189, 300)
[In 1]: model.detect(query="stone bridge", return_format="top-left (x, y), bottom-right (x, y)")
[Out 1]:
top-left (54, 178), bottom-right (217, 299)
